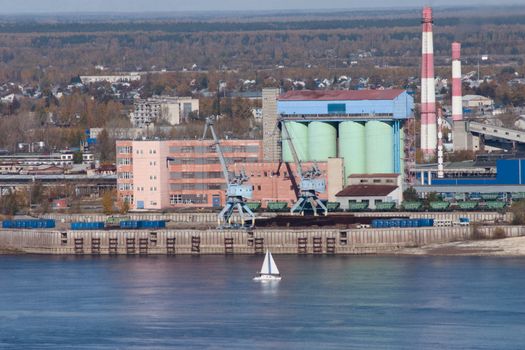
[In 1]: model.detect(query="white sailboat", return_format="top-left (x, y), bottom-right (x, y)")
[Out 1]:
top-left (253, 250), bottom-right (282, 281)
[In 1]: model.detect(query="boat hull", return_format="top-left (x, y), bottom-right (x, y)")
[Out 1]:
top-left (253, 274), bottom-right (282, 282)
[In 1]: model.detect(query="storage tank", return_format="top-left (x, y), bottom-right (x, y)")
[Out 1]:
top-left (308, 122), bottom-right (337, 161)
top-left (282, 122), bottom-right (309, 162)
top-left (339, 121), bottom-right (366, 181)
top-left (365, 121), bottom-right (394, 173)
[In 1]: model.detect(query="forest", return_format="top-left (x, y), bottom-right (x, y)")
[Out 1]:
top-left (0, 6), bottom-right (525, 84)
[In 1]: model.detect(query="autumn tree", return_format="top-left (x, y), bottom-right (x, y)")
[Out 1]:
top-left (102, 190), bottom-right (114, 215)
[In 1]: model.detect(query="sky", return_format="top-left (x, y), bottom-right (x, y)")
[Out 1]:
top-left (0, 0), bottom-right (522, 13)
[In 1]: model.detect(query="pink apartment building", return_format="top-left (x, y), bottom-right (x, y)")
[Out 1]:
top-left (116, 139), bottom-right (331, 210)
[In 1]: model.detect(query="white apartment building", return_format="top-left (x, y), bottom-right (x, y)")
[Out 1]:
top-left (130, 96), bottom-right (199, 127)
top-left (80, 74), bottom-right (142, 84)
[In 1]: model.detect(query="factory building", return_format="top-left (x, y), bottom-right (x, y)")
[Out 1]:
top-left (414, 158), bottom-right (525, 201)
top-left (116, 139), bottom-right (332, 210)
top-left (272, 89), bottom-right (414, 184)
top-left (117, 88), bottom-right (414, 211)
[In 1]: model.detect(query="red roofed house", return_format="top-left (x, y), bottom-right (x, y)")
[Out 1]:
top-left (335, 174), bottom-right (402, 210)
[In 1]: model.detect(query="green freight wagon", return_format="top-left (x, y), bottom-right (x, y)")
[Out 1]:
top-left (481, 193), bottom-right (499, 200)
top-left (246, 202), bottom-right (261, 211)
top-left (347, 202), bottom-right (369, 211)
top-left (267, 201), bottom-right (289, 212)
top-left (375, 202), bottom-right (397, 211)
top-left (483, 201), bottom-right (506, 210)
top-left (429, 201), bottom-right (451, 211)
top-left (402, 201), bottom-right (423, 211)
top-left (456, 201), bottom-right (479, 210)
top-left (454, 193), bottom-right (467, 201)
top-left (326, 202), bottom-right (341, 212)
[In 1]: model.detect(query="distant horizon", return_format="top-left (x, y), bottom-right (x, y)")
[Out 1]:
top-left (0, 0), bottom-right (523, 14)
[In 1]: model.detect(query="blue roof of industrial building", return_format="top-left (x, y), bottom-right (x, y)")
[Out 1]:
top-left (278, 89), bottom-right (405, 101)
top-left (277, 89), bottom-right (414, 119)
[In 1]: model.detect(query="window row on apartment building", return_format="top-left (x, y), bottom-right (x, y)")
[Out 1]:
top-left (136, 186), bottom-right (158, 192)
top-left (169, 145), bottom-right (259, 153)
top-left (117, 146), bottom-right (133, 154)
top-left (168, 157), bottom-right (259, 165)
top-left (170, 194), bottom-right (208, 205)
top-left (170, 183), bottom-right (226, 191)
top-left (118, 183), bottom-right (133, 191)
top-left (135, 149), bottom-right (157, 155)
top-left (118, 172), bottom-right (133, 179)
top-left (170, 171), bottom-right (226, 179)
top-left (168, 170), bottom-right (281, 179)
top-left (117, 158), bottom-right (132, 165)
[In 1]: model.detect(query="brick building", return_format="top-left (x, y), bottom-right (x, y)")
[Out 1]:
top-left (116, 139), bottom-right (330, 210)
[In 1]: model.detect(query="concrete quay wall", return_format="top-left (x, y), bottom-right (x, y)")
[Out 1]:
top-left (1, 225), bottom-right (524, 255)
top-left (41, 211), bottom-right (511, 225)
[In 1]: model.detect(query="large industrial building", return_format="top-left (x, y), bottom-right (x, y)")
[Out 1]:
top-left (116, 88), bottom-right (414, 211)
top-left (274, 89), bottom-right (414, 183)
top-left (116, 139), bottom-right (330, 210)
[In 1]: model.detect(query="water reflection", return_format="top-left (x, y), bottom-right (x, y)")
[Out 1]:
top-left (258, 280), bottom-right (280, 296)
top-left (1, 255), bottom-right (525, 349)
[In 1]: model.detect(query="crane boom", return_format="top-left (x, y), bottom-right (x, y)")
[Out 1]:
top-left (202, 116), bottom-right (255, 228)
top-left (202, 120), bottom-right (230, 183)
top-left (281, 120), bottom-right (328, 216)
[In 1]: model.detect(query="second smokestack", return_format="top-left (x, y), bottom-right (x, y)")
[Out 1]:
top-left (452, 42), bottom-right (463, 122)
top-left (421, 6), bottom-right (437, 158)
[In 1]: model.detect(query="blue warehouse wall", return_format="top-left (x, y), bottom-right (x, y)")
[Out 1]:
top-left (393, 92), bottom-right (415, 119)
top-left (278, 91), bottom-right (414, 119)
top-left (496, 159), bottom-right (525, 184)
top-left (430, 159), bottom-right (525, 186)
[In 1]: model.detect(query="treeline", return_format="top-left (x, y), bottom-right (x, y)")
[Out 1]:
top-left (0, 8), bottom-right (525, 84)
top-left (6, 13), bottom-right (525, 34)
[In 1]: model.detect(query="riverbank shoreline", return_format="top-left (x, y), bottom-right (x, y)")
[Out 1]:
top-left (397, 236), bottom-right (525, 256)
top-left (1, 224), bottom-right (524, 256)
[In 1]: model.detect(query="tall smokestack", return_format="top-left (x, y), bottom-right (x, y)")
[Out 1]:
top-left (421, 6), bottom-right (437, 158)
top-left (452, 42), bottom-right (463, 122)
top-left (437, 106), bottom-right (444, 178)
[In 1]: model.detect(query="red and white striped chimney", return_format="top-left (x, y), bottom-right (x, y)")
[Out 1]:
top-left (452, 42), bottom-right (463, 121)
top-left (421, 6), bottom-right (437, 158)
top-left (437, 106), bottom-right (444, 178)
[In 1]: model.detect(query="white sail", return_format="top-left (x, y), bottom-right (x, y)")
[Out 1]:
top-left (268, 253), bottom-right (279, 275)
top-left (260, 251), bottom-right (271, 274)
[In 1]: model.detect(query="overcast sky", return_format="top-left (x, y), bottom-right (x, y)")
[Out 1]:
top-left (0, 0), bottom-right (522, 13)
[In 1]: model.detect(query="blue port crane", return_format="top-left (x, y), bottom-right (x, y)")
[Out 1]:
top-left (281, 120), bottom-right (328, 216)
top-left (202, 116), bottom-right (255, 228)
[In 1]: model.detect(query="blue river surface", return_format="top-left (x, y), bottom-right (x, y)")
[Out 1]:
top-left (1, 255), bottom-right (525, 349)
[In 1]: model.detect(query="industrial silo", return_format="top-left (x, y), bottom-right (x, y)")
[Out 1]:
top-left (338, 121), bottom-right (366, 180)
top-left (282, 121), bottom-right (309, 162)
top-left (308, 122), bottom-right (337, 161)
top-left (365, 121), bottom-right (394, 173)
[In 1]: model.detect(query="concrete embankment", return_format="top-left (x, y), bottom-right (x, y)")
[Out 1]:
top-left (1, 225), bottom-right (524, 255)
top-left (40, 211), bottom-right (511, 224)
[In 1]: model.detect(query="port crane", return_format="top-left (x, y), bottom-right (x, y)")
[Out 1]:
top-left (281, 121), bottom-right (328, 216)
top-left (202, 116), bottom-right (255, 228)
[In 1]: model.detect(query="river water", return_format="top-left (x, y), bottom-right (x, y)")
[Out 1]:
top-left (0, 255), bottom-right (524, 349)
